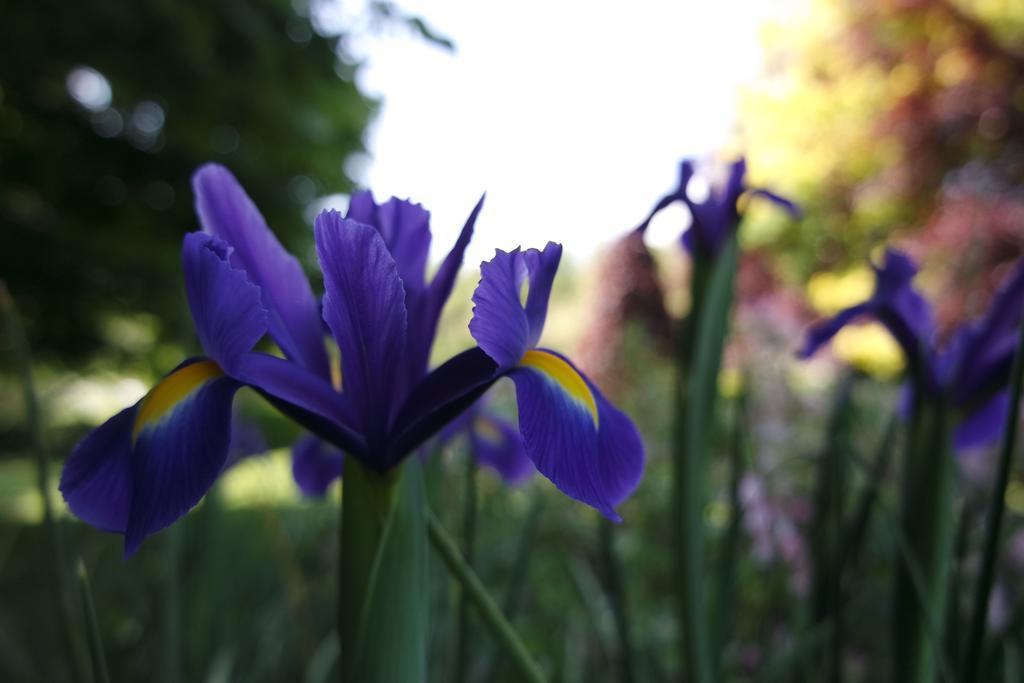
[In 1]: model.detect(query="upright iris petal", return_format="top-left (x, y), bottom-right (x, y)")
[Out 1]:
top-left (347, 191), bottom-right (485, 400)
top-left (316, 210), bottom-right (408, 457)
top-left (468, 244), bottom-right (645, 520)
top-left (192, 164), bottom-right (330, 379)
top-left (801, 249), bottom-right (1024, 450)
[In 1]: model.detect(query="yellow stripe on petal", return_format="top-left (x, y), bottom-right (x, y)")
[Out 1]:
top-left (519, 349), bottom-right (598, 426)
top-left (132, 360), bottom-right (224, 440)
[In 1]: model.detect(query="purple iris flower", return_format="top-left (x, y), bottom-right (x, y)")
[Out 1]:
top-left (61, 164), bottom-right (644, 554)
top-left (637, 158), bottom-right (799, 256)
top-left (800, 249), bottom-right (1024, 450)
top-left (437, 399), bottom-right (534, 485)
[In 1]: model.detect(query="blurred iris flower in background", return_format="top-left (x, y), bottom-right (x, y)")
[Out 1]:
top-left (437, 398), bottom-right (533, 485)
top-left (801, 249), bottom-right (1024, 450)
top-left (636, 157), bottom-right (800, 256)
top-left (60, 164), bottom-right (644, 555)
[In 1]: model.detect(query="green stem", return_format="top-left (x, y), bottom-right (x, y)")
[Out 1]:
top-left (76, 559), bottom-right (111, 683)
top-left (893, 395), bottom-right (955, 683)
top-left (962, 322), bottom-right (1024, 683)
top-left (339, 458), bottom-right (428, 683)
top-left (427, 511), bottom-right (547, 683)
top-left (674, 237), bottom-right (737, 683)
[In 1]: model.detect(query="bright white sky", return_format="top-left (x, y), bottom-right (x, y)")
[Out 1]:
top-left (326, 0), bottom-right (791, 265)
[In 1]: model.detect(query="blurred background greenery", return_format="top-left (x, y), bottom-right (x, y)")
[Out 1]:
top-left (2, 0), bottom-right (1023, 681)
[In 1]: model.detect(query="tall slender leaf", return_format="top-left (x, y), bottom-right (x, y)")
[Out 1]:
top-left (810, 372), bottom-right (856, 682)
top-left (76, 558), bottom-right (111, 683)
top-left (673, 234), bottom-right (738, 683)
top-left (427, 511), bottom-right (547, 683)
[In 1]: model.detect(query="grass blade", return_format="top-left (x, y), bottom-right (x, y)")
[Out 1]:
top-left (427, 510), bottom-right (547, 683)
top-left (0, 282), bottom-right (88, 681)
top-left (76, 558), bottom-right (111, 683)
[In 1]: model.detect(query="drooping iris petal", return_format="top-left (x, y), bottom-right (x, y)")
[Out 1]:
top-left (292, 434), bottom-right (344, 496)
top-left (579, 364), bottom-right (646, 507)
top-left (181, 232), bottom-right (267, 375)
top-left (387, 347), bottom-right (500, 465)
top-left (955, 391), bottom-right (1011, 451)
top-left (976, 261), bottom-right (1024, 343)
top-left (346, 192), bottom-right (432, 291)
top-left (60, 358), bottom-right (242, 555)
top-left (748, 188), bottom-right (802, 218)
top-left (192, 164), bottom-right (330, 378)
top-left (125, 359), bottom-right (240, 554)
top-left (509, 349), bottom-right (643, 520)
top-left (60, 407), bottom-right (135, 533)
top-left (471, 414), bottom-right (534, 485)
top-left (949, 261), bottom-right (1024, 407)
top-left (799, 303), bottom-right (871, 359)
top-left (225, 414), bottom-right (268, 469)
top-left (316, 210), bottom-right (407, 449)
top-left (801, 250), bottom-right (939, 390)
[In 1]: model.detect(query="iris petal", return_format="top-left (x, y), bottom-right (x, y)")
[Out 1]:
top-left (471, 414), bottom-right (533, 485)
top-left (63, 358), bottom-right (241, 555)
top-left (60, 407), bottom-right (135, 534)
top-left (316, 210), bottom-right (407, 450)
top-left (469, 248), bottom-right (531, 369)
top-left (510, 349), bottom-right (643, 519)
top-left (469, 244), bottom-right (562, 369)
top-left (181, 232), bottom-right (267, 374)
top-left (125, 360), bottom-right (240, 555)
top-left (387, 347), bottom-right (500, 465)
top-left (799, 303), bottom-right (871, 359)
top-left (955, 391), bottom-right (1010, 451)
top-left (402, 194), bottom-right (485, 387)
top-left (346, 192), bottom-right (432, 291)
top-left (292, 434), bottom-right (344, 496)
top-left (192, 164), bottom-right (330, 378)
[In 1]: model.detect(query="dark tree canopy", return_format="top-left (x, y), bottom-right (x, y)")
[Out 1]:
top-left (1, 0), bottom-right (377, 360)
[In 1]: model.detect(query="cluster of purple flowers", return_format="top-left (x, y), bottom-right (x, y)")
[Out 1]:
top-left (61, 164), bottom-right (644, 554)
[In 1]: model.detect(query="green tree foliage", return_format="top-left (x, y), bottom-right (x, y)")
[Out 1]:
top-left (740, 0), bottom-right (1024, 311)
top-left (0, 0), bottom-right (376, 360)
